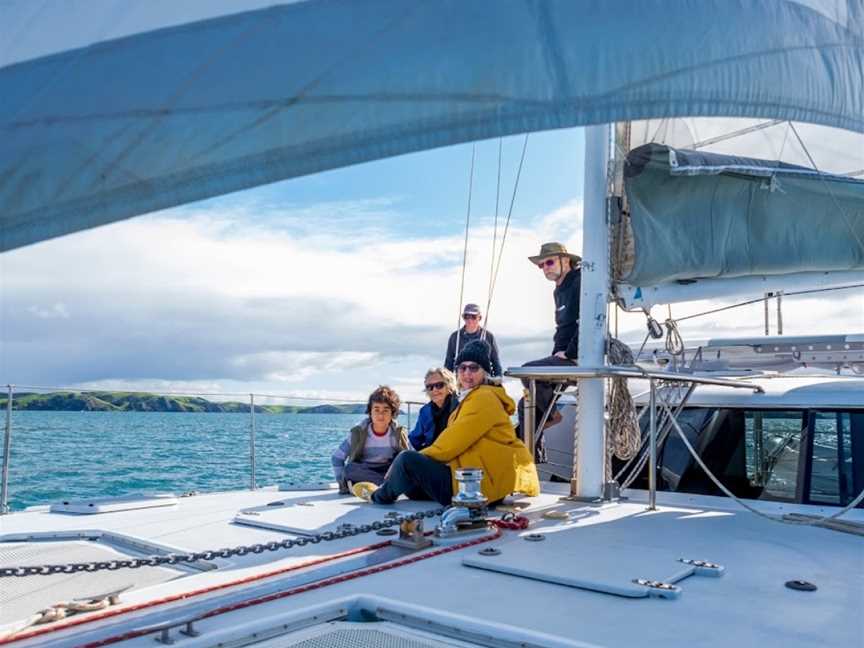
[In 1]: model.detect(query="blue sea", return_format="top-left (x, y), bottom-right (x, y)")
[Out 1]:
top-left (3, 411), bottom-right (364, 511)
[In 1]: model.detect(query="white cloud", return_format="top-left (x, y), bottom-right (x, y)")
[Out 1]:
top-left (1, 196), bottom-right (861, 406)
top-left (26, 302), bottom-right (70, 319)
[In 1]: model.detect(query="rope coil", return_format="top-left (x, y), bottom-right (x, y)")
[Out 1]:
top-left (606, 338), bottom-right (641, 480)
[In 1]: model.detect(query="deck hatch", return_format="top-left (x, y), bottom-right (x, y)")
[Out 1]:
top-left (0, 540), bottom-right (186, 627)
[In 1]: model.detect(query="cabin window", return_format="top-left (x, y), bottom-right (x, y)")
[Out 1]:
top-left (743, 410), bottom-right (805, 502)
top-left (807, 411), bottom-right (857, 506)
top-left (633, 406), bottom-right (864, 507)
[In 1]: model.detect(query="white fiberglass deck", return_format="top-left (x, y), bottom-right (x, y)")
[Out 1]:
top-left (1, 485), bottom-right (862, 648)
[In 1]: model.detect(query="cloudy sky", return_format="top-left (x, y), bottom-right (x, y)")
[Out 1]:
top-left (2, 126), bottom-right (862, 406)
top-left (1, 1), bottom-right (861, 406)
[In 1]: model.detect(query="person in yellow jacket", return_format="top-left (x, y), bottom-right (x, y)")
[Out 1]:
top-left (367, 340), bottom-right (540, 506)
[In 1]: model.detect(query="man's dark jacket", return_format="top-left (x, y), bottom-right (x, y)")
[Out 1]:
top-left (444, 328), bottom-right (502, 376)
top-left (553, 268), bottom-right (581, 359)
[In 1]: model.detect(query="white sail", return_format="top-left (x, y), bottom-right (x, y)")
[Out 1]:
top-left (1, 0), bottom-right (862, 251)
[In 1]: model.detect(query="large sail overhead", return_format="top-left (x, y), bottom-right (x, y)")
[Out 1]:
top-left (1, 0), bottom-right (863, 251)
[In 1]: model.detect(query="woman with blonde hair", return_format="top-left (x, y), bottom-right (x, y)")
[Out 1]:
top-left (360, 341), bottom-right (539, 506)
top-left (408, 367), bottom-right (458, 451)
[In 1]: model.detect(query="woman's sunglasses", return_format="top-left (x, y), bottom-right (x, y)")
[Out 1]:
top-left (457, 363), bottom-right (481, 373)
top-left (425, 381), bottom-right (446, 392)
top-left (462, 314), bottom-right (479, 320)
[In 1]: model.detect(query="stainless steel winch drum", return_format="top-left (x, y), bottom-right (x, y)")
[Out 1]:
top-left (452, 467), bottom-right (486, 507)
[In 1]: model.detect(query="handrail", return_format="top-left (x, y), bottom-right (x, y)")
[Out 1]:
top-left (1, 385), bottom-right (12, 515)
top-left (505, 365), bottom-right (763, 503)
top-left (505, 365), bottom-right (764, 392)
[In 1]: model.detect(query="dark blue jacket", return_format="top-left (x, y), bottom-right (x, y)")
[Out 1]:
top-left (409, 395), bottom-right (457, 451)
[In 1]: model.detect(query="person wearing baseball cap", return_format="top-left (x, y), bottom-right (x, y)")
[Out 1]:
top-left (519, 242), bottom-right (582, 440)
top-left (444, 302), bottom-right (503, 377)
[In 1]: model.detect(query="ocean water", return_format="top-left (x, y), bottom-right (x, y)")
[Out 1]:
top-left (2, 411), bottom-right (365, 511)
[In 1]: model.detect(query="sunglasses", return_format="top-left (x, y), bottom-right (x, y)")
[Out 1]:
top-left (457, 363), bottom-right (482, 373)
top-left (536, 257), bottom-right (558, 269)
top-left (462, 314), bottom-right (479, 320)
top-left (425, 381), bottom-right (446, 392)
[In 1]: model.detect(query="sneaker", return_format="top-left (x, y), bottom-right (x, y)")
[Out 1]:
top-left (351, 481), bottom-right (379, 502)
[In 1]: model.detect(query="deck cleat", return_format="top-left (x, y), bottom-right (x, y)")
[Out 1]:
top-left (678, 557), bottom-right (725, 576)
top-left (392, 517), bottom-right (432, 549)
top-left (632, 578), bottom-right (682, 599)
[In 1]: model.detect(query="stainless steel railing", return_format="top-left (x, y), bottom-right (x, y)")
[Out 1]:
top-left (0, 383), bottom-right (425, 514)
top-left (505, 365), bottom-right (764, 507)
top-left (1, 385), bottom-right (12, 514)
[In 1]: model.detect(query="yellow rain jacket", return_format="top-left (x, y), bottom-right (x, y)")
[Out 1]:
top-left (420, 384), bottom-right (540, 502)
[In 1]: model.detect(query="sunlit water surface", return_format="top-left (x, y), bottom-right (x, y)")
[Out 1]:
top-left (4, 411), bottom-right (360, 510)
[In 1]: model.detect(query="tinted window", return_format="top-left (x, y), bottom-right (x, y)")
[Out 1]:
top-left (809, 412), bottom-right (854, 505)
top-left (744, 411), bottom-right (805, 502)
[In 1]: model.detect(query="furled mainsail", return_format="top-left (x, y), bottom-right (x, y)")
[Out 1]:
top-left (621, 143), bottom-right (864, 285)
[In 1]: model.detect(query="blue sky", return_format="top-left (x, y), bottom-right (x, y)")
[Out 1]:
top-left (185, 128), bottom-right (585, 239)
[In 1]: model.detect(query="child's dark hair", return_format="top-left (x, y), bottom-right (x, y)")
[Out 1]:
top-left (366, 385), bottom-right (400, 417)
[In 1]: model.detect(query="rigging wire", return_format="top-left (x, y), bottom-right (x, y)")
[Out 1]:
top-left (668, 282), bottom-right (864, 324)
top-left (482, 138), bottom-right (504, 342)
top-left (788, 122), bottom-right (864, 256)
top-left (484, 133), bottom-right (530, 331)
top-left (453, 144), bottom-right (477, 365)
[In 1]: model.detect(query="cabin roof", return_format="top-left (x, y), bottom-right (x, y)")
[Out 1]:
top-left (627, 375), bottom-right (864, 409)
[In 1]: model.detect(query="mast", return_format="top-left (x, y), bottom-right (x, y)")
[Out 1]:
top-left (574, 124), bottom-right (612, 498)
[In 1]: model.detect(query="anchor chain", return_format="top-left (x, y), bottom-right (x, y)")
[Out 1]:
top-left (0, 507), bottom-right (445, 578)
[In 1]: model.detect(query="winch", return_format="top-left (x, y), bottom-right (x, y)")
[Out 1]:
top-left (435, 468), bottom-right (490, 540)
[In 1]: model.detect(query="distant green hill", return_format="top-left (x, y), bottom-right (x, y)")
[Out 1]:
top-left (0, 392), bottom-right (369, 414)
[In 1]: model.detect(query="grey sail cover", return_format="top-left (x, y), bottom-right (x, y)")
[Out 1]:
top-left (1, 0), bottom-right (863, 251)
top-left (622, 144), bottom-right (864, 285)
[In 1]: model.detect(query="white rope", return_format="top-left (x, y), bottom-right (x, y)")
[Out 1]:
top-left (453, 144), bottom-right (476, 366)
top-left (664, 305), bottom-right (685, 357)
top-left (606, 339), bottom-right (641, 480)
top-left (0, 594), bottom-right (119, 640)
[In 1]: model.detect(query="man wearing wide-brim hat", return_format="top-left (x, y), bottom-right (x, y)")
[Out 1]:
top-left (519, 242), bottom-right (582, 443)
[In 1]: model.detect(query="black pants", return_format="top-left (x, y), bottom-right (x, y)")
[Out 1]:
top-left (517, 354), bottom-right (576, 441)
top-left (344, 462), bottom-right (390, 486)
top-left (371, 451), bottom-right (453, 506)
